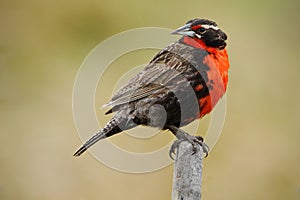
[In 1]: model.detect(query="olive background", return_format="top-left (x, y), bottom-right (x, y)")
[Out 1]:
top-left (1, 0), bottom-right (300, 199)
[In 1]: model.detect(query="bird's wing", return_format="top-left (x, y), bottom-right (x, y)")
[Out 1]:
top-left (103, 64), bottom-right (181, 109)
top-left (103, 42), bottom-right (208, 112)
top-left (103, 82), bottom-right (164, 109)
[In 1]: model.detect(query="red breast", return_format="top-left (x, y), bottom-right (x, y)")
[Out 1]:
top-left (182, 36), bottom-right (230, 118)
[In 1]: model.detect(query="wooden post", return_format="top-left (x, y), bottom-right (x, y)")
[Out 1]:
top-left (172, 141), bottom-right (205, 200)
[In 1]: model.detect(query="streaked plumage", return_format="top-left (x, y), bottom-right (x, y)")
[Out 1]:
top-left (74, 18), bottom-right (230, 157)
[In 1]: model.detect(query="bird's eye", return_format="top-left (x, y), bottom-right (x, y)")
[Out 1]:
top-left (198, 27), bottom-right (206, 34)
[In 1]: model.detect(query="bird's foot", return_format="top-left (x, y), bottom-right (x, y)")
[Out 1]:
top-left (168, 126), bottom-right (209, 160)
top-left (169, 139), bottom-right (182, 160)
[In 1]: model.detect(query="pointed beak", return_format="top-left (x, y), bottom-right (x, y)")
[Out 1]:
top-left (171, 23), bottom-right (195, 37)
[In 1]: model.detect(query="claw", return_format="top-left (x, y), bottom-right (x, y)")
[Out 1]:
top-left (195, 136), bottom-right (204, 142)
top-left (167, 125), bottom-right (210, 159)
top-left (193, 136), bottom-right (209, 157)
top-left (169, 140), bottom-right (182, 160)
top-left (169, 137), bottom-right (209, 159)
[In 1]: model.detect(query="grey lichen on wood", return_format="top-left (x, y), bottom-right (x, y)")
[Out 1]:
top-left (172, 141), bottom-right (205, 200)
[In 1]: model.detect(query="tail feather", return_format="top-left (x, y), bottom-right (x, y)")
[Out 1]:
top-left (73, 130), bottom-right (107, 157)
top-left (74, 110), bottom-right (136, 157)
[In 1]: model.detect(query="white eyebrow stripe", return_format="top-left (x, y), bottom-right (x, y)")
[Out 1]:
top-left (195, 33), bottom-right (202, 39)
top-left (201, 24), bottom-right (219, 30)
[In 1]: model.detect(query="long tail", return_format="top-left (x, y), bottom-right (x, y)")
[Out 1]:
top-left (73, 111), bottom-right (136, 157)
top-left (73, 129), bottom-right (107, 157)
top-left (73, 116), bottom-right (123, 157)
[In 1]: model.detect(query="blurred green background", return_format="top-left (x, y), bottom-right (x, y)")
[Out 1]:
top-left (1, 0), bottom-right (300, 199)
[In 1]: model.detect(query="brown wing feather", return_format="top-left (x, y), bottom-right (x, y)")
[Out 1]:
top-left (103, 41), bottom-right (209, 113)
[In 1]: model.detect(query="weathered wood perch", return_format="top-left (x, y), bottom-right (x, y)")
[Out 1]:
top-left (172, 141), bottom-right (206, 200)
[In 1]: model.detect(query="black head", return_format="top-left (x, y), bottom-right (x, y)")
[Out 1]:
top-left (172, 18), bottom-right (228, 49)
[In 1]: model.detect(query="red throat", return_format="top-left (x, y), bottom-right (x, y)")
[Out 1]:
top-left (182, 36), bottom-right (229, 89)
top-left (182, 36), bottom-right (230, 118)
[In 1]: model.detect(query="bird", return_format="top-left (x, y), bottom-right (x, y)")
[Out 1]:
top-left (73, 18), bottom-right (230, 158)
